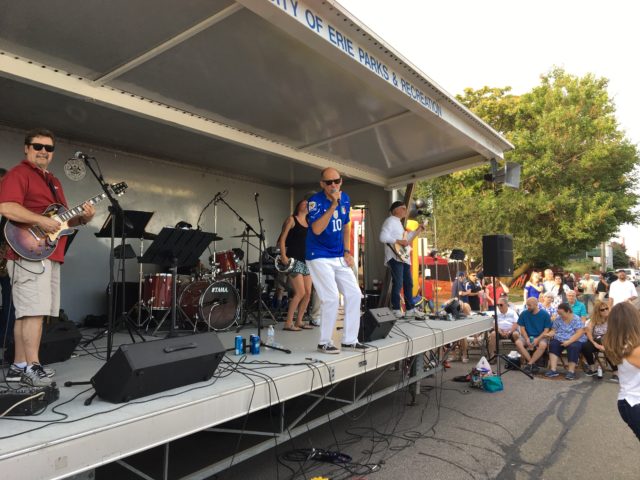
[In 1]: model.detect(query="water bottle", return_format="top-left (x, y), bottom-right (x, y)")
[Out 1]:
top-left (266, 325), bottom-right (275, 346)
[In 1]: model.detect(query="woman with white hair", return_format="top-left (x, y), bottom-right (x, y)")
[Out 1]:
top-left (539, 292), bottom-right (558, 320)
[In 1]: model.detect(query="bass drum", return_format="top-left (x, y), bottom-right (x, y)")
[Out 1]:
top-left (179, 280), bottom-right (239, 331)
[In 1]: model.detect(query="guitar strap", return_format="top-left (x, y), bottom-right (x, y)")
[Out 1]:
top-left (44, 174), bottom-right (63, 205)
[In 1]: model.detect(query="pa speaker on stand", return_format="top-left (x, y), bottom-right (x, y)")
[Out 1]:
top-left (482, 234), bottom-right (513, 277)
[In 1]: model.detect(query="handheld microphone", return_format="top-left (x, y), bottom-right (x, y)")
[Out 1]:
top-left (254, 192), bottom-right (259, 199)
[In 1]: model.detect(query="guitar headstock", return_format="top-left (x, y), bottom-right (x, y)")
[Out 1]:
top-left (110, 182), bottom-right (128, 197)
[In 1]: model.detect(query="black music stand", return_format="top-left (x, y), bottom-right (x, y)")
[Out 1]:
top-left (140, 228), bottom-right (216, 337)
top-left (83, 210), bottom-right (152, 352)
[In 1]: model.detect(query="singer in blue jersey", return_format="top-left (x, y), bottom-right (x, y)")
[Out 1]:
top-left (306, 167), bottom-right (366, 354)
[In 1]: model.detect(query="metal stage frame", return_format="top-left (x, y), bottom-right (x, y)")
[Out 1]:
top-left (0, 315), bottom-right (493, 480)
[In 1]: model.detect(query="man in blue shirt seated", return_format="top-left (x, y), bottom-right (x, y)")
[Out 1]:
top-left (544, 302), bottom-right (586, 380)
top-left (515, 297), bottom-right (553, 372)
top-left (565, 290), bottom-right (587, 322)
top-left (306, 167), bottom-right (365, 354)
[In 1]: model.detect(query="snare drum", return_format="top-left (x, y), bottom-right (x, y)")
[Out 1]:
top-left (179, 280), bottom-right (240, 331)
top-left (143, 273), bottom-right (173, 310)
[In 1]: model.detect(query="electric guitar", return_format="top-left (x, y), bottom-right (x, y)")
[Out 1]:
top-left (4, 182), bottom-right (127, 261)
top-left (386, 219), bottom-right (428, 263)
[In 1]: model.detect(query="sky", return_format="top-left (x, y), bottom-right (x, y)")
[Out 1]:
top-left (338, 0), bottom-right (640, 259)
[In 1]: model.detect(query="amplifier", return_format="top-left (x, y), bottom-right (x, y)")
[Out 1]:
top-left (358, 307), bottom-right (396, 342)
top-left (0, 384), bottom-right (60, 416)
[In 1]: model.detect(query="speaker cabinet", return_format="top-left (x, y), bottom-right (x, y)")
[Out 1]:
top-left (3, 320), bottom-right (81, 365)
top-left (92, 333), bottom-right (225, 403)
top-left (482, 235), bottom-right (514, 277)
top-left (358, 308), bottom-right (396, 342)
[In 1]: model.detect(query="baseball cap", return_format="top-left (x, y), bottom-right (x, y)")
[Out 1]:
top-left (389, 201), bottom-right (405, 212)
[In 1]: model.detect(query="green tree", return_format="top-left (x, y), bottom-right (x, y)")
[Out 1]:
top-left (611, 242), bottom-right (630, 269)
top-left (417, 68), bottom-right (639, 267)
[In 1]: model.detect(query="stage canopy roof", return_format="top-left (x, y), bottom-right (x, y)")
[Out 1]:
top-left (0, 0), bottom-right (512, 188)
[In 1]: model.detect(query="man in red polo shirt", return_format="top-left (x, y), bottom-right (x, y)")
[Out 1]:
top-left (0, 128), bottom-right (95, 386)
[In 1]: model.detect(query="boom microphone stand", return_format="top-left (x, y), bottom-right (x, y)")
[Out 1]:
top-left (79, 155), bottom-right (141, 360)
top-left (215, 194), bottom-right (289, 353)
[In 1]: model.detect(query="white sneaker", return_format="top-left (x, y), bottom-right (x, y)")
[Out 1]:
top-left (393, 310), bottom-right (404, 318)
top-left (405, 309), bottom-right (425, 319)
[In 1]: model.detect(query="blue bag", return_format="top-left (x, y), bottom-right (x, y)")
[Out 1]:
top-left (482, 375), bottom-right (504, 393)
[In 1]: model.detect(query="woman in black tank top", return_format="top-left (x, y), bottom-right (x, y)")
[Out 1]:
top-left (277, 199), bottom-right (313, 331)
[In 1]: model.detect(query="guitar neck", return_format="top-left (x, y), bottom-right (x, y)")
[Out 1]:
top-left (55, 193), bottom-right (106, 223)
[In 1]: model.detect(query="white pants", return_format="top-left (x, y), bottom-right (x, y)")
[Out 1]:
top-left (307, 257), bottom-right (362, 345)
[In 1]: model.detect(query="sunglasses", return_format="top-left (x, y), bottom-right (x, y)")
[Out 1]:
top-left (497, 303), bottom-right (507, 307)
top-left (322, 178), bottom-right (342, 185)
top-left (28, 143), bottom-right (55, 152)
top-left (599, 307), bottom-right (609, 312)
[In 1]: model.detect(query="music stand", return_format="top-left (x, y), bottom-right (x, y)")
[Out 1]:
top-left (140, 228), bottom-right (216, 337)
top-left (96, 209), bottom-right (154, 240)
top-left (85, 210), bottom-right (152, 353)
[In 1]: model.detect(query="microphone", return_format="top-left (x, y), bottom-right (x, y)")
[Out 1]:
top-left (254, 192), bottom-right (259, 199)
top-left (64, 156), bottom-right (86, 181)
top-left (73, 151), bottom-right (91, 160)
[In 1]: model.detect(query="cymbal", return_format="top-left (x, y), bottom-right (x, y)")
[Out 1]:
top-left (231, 232), bottom-right (259, 238)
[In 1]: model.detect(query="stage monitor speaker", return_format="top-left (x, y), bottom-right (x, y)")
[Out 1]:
top-left (3, 320), bottom-right (81, 365)
top-left (92, 332), bottom-right (225, 403)
top-left (358, 307), bottom-right (396, 343)
top-left (482, 234), bottom-right (514, 277)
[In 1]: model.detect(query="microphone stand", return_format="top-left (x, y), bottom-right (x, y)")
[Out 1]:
top-left (81, 156), bottom-right (140, 359)
top-left (215, 195), bottom-right (290, 354)
top-left (65, 156), bottom-right (142, 405)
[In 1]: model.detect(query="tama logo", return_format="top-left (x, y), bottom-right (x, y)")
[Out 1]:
top-left (210, 287), bottom-right (229, 293)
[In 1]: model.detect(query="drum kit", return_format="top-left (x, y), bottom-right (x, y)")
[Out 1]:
top-left (133, 234), bottom-right (272, 334)
top-left (121, 189), bottom-right (284, 336)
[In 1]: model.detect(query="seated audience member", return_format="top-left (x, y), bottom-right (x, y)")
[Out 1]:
top-left (582, 300), bottom-right (618, 380)
top-left (523, 271), bottom-right (543, 302)
top-left (451, 271), bottom-right (468, 304)
top-left (441, 298), bottom-right (470, 363)
top-left (566, 290), bottom-right (587, 322)
top-left (515, 297), bottom-right (553, 372)
top-left (488, 298), bottom-right (520, 355)
top-left (539, 292), bottom-right (558, 320)
top-left (602, 302), bottom-right (640, 441)
top-left (545, 303), bottom-right (586, 380)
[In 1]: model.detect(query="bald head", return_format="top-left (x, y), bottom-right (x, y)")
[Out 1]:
top-left (525, 297), bottom-right (539, 313)
top-left (320, 167), bottom-right (342, 196)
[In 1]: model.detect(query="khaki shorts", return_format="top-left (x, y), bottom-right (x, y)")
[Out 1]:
top-left (7, 259), bottom-right (60, 318)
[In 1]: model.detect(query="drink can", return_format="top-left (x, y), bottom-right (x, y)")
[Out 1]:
top-left (250, 334), bottom-right (260, 355)
top-left (235, 335), bottom-right (244, 355)
top-left (529, 335), bottom-right (535, 344)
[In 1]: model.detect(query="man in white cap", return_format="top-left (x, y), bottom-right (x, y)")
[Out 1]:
top-left (379, 200), bottom-right (425, 318)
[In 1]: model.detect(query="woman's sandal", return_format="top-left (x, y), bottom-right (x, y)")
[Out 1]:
top-left (295, 323), bottom-right (314, 330)
top-left (283, 325), bottom-right (302, 331)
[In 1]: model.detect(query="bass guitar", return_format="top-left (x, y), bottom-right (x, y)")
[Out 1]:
top-left (4, 182), bottom-right (127, 261)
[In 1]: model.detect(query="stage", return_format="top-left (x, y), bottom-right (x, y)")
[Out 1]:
top-left (0, 314), bottom-right (492, 480)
